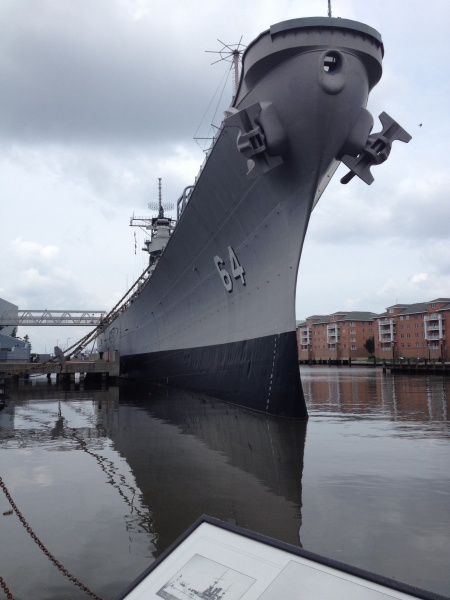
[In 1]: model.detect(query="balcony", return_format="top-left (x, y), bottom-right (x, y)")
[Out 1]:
top-left (379, 319), bottom-right (395, 326)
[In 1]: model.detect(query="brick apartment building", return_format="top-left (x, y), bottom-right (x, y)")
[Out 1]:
top-left (374, 298), bottom-right (450, 361)
top-left (297, 311), bottom-right (377, 363)
top-left (297, 298), bottom-right (450, 362)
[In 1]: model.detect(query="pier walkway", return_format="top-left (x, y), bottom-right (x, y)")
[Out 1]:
top-left (0, 354), bottom-right (120, 383)
top-left (0, 310), bottom-right (107, 327)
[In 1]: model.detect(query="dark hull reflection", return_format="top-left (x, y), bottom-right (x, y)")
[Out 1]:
top-left (102, 383), bottom-right (307, 554)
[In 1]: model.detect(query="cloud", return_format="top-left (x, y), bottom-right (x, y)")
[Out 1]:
top-left (309, 164), bottom-right (450, 247)
top-left (11, 237), bottom-right (59, 262)
top-left (410, 273), bottom-right (428, 284)
top-left (0, 0), bottom-right (208, 144)
top-left (11, 266), bottom-right (92, 311)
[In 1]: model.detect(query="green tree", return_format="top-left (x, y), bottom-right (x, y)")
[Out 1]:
top-left (364, 336), bottom-right (375, 356)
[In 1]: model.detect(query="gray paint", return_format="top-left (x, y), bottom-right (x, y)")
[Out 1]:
top-left (96, 16), bottom-right (406, 411)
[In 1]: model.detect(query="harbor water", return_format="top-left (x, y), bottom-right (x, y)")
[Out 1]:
top-left (0, 366), bottom-right (449, 599)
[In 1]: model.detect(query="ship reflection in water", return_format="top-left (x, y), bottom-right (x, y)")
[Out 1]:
top-left (0, 369), bottom-right (449, 599)
top-left (105, 383), bottom-right (307, 552)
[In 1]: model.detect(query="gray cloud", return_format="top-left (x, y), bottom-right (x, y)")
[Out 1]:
top-left (0, 0), bottom-right (233, 145)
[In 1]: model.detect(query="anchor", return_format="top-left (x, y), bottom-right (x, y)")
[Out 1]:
top-left (224, 101), bottom-right (287, 179)
top-left (340, 111), bottom-right (412, 185)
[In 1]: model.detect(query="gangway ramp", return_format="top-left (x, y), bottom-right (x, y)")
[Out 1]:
top-left (0, 310), bottom-right (107, 327)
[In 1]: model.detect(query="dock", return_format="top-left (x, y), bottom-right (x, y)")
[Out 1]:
top-left (385, 361), bottom-right (450, 375)
top-left (0, 353), bottom-right (120, 384)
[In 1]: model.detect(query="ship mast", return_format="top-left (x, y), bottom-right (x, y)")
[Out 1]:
top-left (206, 38), bottom-right (245, 102)
top-left (232, 48), bottom-right (240, 97)
top-left (157, 177), bottom-right (164, 218)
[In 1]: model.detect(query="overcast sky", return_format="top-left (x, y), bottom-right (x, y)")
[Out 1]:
top-left (1, 0), bottom-right (449, 353)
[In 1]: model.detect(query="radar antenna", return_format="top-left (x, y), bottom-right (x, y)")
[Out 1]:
top-left (206, 37), bottom-right (245, 100)
top-left (148, 178), bottom-right (174, 217)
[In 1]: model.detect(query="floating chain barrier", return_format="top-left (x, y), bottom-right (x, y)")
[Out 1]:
top-left (0, 476), bottom-right (104, 600)
top-left (0, 576), bottom-right (14, 600)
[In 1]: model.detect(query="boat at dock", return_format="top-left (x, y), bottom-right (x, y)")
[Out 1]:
top-left (96, 16), bottom-right (411, 417)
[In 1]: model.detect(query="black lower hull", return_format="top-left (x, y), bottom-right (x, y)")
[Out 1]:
top-left (120, 332), bottom-right (307, 418)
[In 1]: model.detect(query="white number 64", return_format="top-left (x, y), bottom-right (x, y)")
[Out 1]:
top-left (214, 246), bottom-right (246, 292)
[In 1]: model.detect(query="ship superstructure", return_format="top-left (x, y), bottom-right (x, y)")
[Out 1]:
top-left (130, 178), bottom-right (177, 277)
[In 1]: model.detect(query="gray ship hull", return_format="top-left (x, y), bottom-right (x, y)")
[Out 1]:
top-left (98, 17), bottom-right (385, 417)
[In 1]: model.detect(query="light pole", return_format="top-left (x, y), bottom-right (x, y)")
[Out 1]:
top-left (66, 338), bottom-right (71, 351)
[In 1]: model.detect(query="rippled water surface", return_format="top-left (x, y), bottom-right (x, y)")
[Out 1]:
top-left (0, 367), bottom-right (449, 599)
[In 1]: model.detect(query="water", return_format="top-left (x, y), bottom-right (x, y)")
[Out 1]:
top-left (0, 367), bottom-right (449, 599)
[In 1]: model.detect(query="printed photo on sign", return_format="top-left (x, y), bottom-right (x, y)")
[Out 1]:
top-left (156, 553), bottom-right (256, 600)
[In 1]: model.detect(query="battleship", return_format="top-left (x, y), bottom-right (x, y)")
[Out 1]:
top-left (96, 16), bottom-right (411, 418)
